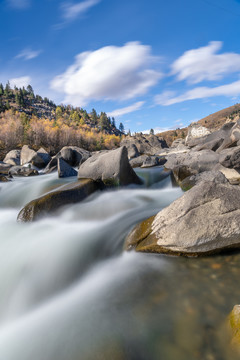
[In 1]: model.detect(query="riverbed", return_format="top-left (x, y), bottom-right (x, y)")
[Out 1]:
top-left (0, 167), bottom-right (239, 359)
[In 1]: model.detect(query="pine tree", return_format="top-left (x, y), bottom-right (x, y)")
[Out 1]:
top-left (111, 117), bottom-right (116, 128)
top-left (150, 128), bottom-right (154, 135)
top-left (91, 108), bottom-right (98, 125)
top-left (0, 83), bottom-right (3, 96)
top-left (119, 122), bottom-right (124, 133)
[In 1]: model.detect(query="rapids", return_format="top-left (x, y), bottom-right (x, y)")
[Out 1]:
top-left (0, 167), bottom-right (239, 359)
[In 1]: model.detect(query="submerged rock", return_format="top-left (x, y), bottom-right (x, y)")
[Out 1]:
top-left (229, 305), bottom-right (240, 347)
top-left (78, 146), bottom-right (142, 186)
top-left (125, 181), bottom-right (240, 256)
top-left (17, 179), bottom-right (102, 222)
top-left (9, 166), bottom-right (39, 177)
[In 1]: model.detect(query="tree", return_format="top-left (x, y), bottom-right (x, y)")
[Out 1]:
top-left (99, 112), bottom-right (110, 131)
top-left (150, 128), bottom-right (154, 135)
top-left (4, 81), bottom-right (11, 96)
top-left (111, 117), bottom-right (116, 128)
top-left (56, 106), bottom-right (63, 119)
top-left (0, 83), bottom-right (3, 96)
top-left (119, 122), bottom-right (124, 133)
top-left (27, 85), bottom-right (34, 95)
top-left (91, 108), bottom-right (98, 125)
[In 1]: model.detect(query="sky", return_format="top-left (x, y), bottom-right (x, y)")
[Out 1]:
top-left (1, 0), bottom-right (240, 133)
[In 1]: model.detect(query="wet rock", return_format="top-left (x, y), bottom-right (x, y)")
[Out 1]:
top-left (0, 175), bottom-right (10, 182)
top-left (3, 150), bottom-right (21, 166)
top-left (17, 179), bottom-right (102, 222)
top-left (9, 166), bottom-right (39, 177)
top-left (58, 158), bottom-right (78, 178)
top-left (78, 146), bottom-right (142, 186)
top-left (125, 181), bottom-right (240, 256)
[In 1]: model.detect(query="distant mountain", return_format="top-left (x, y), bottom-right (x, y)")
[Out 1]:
top-left (157, 103), bottom-right (240, 146)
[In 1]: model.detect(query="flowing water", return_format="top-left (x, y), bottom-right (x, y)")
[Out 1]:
top-left (0, 167), bottom-right (239, 360)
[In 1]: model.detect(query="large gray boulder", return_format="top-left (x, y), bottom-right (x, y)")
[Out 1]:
top-left (125, 181), bottom-right (240, 256)
top-left (129, 155), bottom-right (148, 168)
top-left (32, 148), bottom-right (51, 168)
top-left (57, 158), bottom-right (78, 178)
top-left (185, 124), bottom-right (211, 147)
top-left (17, 179), bottom-right (102, 222)
top-left (219, 146), bottom-right (240, 169)
top-left (20, 145), bottom-right (48, 168)
top-left (165, 150), bottom-right (220, 173)
top-left (3, 150), bottom-right (21, 166)
top-left (121, 134), bottom-right (168, 156)
top-left (216, 119), bottom-right (240, 152)
top-left (8, 166), bottom-right (39, 177)
top-left (141, 156), bottom-right (166, 168)
top-left (58, 146), bottom-right (91, 167)
top-left (78, 146), bottom-right (142, 186)
top-left (180, 170), bottom-right (228, 190)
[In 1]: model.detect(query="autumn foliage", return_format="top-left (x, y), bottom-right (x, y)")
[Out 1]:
top-left (0, 110), bottom-right (121, 154)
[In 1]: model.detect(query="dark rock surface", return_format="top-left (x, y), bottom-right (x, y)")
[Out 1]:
top-left (9, 166), bottom-right (39, 177)
top-left (17, 179), bottom-right (102, 222)
top-left (57, 158), bottom-right (78, 178)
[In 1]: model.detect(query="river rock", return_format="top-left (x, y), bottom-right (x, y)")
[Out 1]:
top-left (0, 175), bottom-right (10, 182)
top-left (9, 166), bottom-right (39, 177)
top-left (128, 144), bottom-right (139, 159)
top-left (17, 179), bottom-right (102, 222)
top-left (3, 150), bottom-right (21, 166)
top-left (0, 162), bottom-right (12, 175)
top-left (217, 119), bottom-right (240, 152)
top-left (31, 148), bottom-right (51, 168)
top-left (219, 146), bottom-right (240, 169)
top-left (141, 156), bottom-right (166, 168)
top-left (129, 155), bottom-right (148, 168)
top-left (165, 150), bottom-right (220, 173)
top-left (214, 164), bottom-right (240, 185)
top-left (58, 158), bottom-right (78, 178)
top-left (229, 305), bottom-right (240, 346)
top-left (58, 146), bottom-right (91, 167)
top-left (185, 124), bottom-right (211, 147)
top-left (121, 134), bottom-right (168, 156)
top-left (78, 146), bottom-right (142, 186)
top-left (181, 170), bottom-right (228, 190)
top-left (125, 181), bottom-right (240, 256)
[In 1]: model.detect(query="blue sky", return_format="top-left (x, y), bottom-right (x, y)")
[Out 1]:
top-left (1, 0), bottom-right (240, 133)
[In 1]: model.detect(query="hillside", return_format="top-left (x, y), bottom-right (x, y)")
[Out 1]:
top-left (0, 82), bottom-right (124, 156)
top-left (157, 103), bottom-right (240, 146)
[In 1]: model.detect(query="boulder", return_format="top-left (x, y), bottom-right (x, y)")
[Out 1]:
top-left (78, 146), bottom-right (142, 186)
top-left (141, 156), bottom-right (166, 168)
top-left (181, 170), bottom-right (228, 191)
top-left (0, 162), bottom-right (12, 175)
top-left (172, 165), bottom-right (198, 185)
top-left (8, 166), bottom-right (39, 177)
top-left (31, 148), bottom-right (51, 168)
top-left (125, 181), bottom-right (240, 256)
top-left (20, 145), bottom-right (38, 165)
top-left (165, 150), bottom-right (220, 173)
top-left (214, 164), bottom-right (240, 185)
top-left (219, 146), bottom-right (240, 169)
top-left (121, 133), bottom-right (168, 156)
top-left (171, 138), bottom-right (186, 148)
top-left (17, 179), bottom-right (102, 222)
top-left (58, 158), bottom-right (78, 178)
top-left (127, 144), bottom-right (139, 159)
top-left (185, 124), bottom-right (211, 147)
top-left (3, 150), bottom-right (21, 166)
top-left (129, 155), bottom-right (148, 168)
top-left (58, 146), bottom-right (91, 167)
top-left (216, 119), bottom-right (240, 152)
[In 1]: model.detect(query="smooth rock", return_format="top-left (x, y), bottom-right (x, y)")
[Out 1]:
top-left (58, 146), bottom-right (91, 167)
top-left (219, 146), bottom-right (240, 169)
top-left (215, 164), bottom-right (240, 185)
top-left (58, 158), bottom-right (78, 178)
top-left (9, 166), bottom-right (39, 177)
top-left (129, 155), bottom-right (148, 168)
top-left (127, 144), bottom-right (139, 159)
top-left (125, 181), bottom-right (240, 256)
top-left (17, 179), bottom-right (102, 222)
top-left (3, 150), bottom-right (21, 166)
top-left (181, 170), bottom-right (228, 191)
top-left (78, 146), bottom-right (142, 186)
top-left (32, 148), bottom-right (51, 168)
top-left (141, 156), bottom-right (166, 168)
top-left (121, 134), bottom-right (168, 156)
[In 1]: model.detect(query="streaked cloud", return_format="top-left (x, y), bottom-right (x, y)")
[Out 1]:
top-left (107, 101), bottom-right (145, 118)
top-left (171, 41), bottom-right (240, 84)
top-left (7, 0), bottom-right (30, 9)
top-left (50, 42), bottom-right (162, 106)
top-left (61, 0), bottom-right (101, 21)
top-left (10, 76), bottom-right (31, 88)
top-left (155, 80), bottom-right (240, 106)
top-left (15, 48), bottom-right (42, 60)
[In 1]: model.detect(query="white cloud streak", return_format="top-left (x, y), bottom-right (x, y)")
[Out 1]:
top-left (107, 101), bottom-right (145, 118)
top-left (61, 0), bottom-right (101, 21)
top-left (50, 42), bottom-right (162, 106)
top-left (10, 76), bottom-right (31, 88)
top-left (155, 80), bottom-right (240, 106)
top-left (7, 0), bottom-right (30, 9)
top-left (171, 41), bottom-right (240, 84)
top-left (15, 48), bottom-right (42, 60)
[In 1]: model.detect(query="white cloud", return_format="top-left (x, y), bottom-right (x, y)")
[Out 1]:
top-left (10, 76), bottom-right (31, 88)
top-left (16, 48), bottom-right (42, 60)
top-left (50, 42), bottom-right (162, 106)
top-left (155, 80), bottom-right (240, 106)
top-left (171, 41), bottom-right (240, 84)
top-left (61, 0), bottom-right (101, 21)
top-left (7, 0), bottom-right (30, 9)
top-left (107, 101), bottom-right (145, 118)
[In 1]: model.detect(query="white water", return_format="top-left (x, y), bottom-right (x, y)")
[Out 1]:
top-left (0, 169), bottom-right (183, 360)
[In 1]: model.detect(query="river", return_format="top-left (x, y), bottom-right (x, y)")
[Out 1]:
top-left (0, 167), bottom-right (239, 359)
